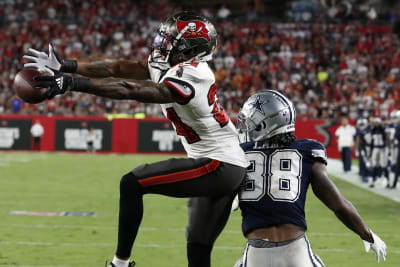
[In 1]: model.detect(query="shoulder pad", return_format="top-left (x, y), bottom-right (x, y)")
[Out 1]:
top-left (295, 139), bottom-right (327, 165)
top-left (163, 77), bottom-right (195, 100)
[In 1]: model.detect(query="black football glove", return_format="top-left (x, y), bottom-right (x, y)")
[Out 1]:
top-left (34, 71), bottom-right (74, 99)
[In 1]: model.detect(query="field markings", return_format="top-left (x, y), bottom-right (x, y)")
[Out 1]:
top-left (0, 153), bottom-right (48, 167)
top-left (0, 240), bottom-right (399, 255)
top-left (2, 223), bottom-right (399, 238)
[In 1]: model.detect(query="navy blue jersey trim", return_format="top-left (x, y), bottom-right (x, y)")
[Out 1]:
top-left (304, 236), bottom-right (318, 267)
top-left (243, 243), bottom-right (249, 267)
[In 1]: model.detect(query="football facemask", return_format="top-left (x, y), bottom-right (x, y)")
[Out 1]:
top-left (150, 33), bottom-right (174, 64)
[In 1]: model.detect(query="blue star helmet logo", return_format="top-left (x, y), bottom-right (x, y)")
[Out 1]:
top-left (250, 96), bottom-right (265, 115)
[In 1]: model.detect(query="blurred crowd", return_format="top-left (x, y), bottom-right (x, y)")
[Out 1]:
top-left (1, 0), bottom-right (400, 120)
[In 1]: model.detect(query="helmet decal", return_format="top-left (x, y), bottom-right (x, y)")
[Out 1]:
top-left (176, 20), bottom-right (210, 41)
top-left (150, 11), bottom-right (217, 66)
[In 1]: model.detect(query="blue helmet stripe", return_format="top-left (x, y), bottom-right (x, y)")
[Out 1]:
top-left (265, 90), bottom-right (295, 124)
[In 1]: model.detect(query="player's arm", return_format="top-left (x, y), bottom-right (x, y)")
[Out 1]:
top-left (311, 162), bottom-right (372, 241)
top-left (76, 77), bottom-right (179, 103)
top-left (34, 74), bottom-right (187, 104)
top-left (311, 162), bottom-right (387, 262)
top-left (23, 44), bottom-right (150, 79)
top-left (74, 58), bottom-right (150, 79)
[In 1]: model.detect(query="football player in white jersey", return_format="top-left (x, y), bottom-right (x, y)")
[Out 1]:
top-left (232, 90), bottom-right (386, 267)
top-left (25, 12), bottom-right (248, 267)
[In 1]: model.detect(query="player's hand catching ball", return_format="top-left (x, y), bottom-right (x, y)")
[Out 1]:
top-left (23, 44), bottom-right (62, 75)
top-left (363, 229), bottom-right (387, 263)
top-left (34, 72), bottom-right (74, 99)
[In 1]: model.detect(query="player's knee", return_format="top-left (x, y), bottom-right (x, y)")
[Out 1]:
top-left (120, 172), bottom-right (143, 196)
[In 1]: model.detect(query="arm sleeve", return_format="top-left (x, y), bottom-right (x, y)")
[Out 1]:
top-left (163, 77), bottom-right (195, 99)
top-left (161, 65), bottom-right (203, 103)
top-left (308, 140), bottom-right (328, 165)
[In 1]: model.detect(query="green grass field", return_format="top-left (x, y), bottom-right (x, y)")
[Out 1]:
top-left (0, 152), bottom-right (399, 267)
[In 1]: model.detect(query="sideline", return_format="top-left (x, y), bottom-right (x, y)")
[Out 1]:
top-left (327, 159), bottom-right (400, 203)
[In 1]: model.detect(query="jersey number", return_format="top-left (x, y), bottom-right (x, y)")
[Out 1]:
top-left (166, 84), bottom-right (229, 143)
top-left (239, 150), bottom-right (302, 202)
top-left (208, 84), bottom-right (229, 127)
top-left (166, 108), bottom-right (200, 144)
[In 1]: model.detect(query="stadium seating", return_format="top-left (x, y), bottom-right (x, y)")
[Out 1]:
top-left (0, 0), bottom-right (399, 120)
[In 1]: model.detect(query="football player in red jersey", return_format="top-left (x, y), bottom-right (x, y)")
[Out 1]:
top-left (24, 12), bottom-right (248, 267)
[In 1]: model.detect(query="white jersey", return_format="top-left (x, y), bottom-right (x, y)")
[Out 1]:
top-left (148, 59), bottom-right (248, 168)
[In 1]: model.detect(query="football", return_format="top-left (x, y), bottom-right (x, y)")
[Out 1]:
top-left (13, 69), bottom-right (47, 104)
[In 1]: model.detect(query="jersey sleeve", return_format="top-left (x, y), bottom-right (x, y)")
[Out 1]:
top-left (301, 139), bottom-right (327, 165)
top-left (161, 64), bottom-right (202, 103)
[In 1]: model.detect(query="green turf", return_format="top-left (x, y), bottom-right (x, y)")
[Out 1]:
top-left (0, 152), bottom-right (398, 266)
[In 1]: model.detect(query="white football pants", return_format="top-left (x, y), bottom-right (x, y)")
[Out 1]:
top-left (235, 234), bottom-right (324, 267)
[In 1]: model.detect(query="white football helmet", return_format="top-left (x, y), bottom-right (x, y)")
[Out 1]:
top-left (356, 117), bottom-right (369, 131)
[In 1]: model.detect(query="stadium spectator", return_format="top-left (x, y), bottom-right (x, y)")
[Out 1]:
top-left (0, 0), bottom-right (399, 120)
top-left (30, 119), bottom-right (44, 150)
top-left (86, 126), bottom-right (95, 152)
top-left (335, 117), bottom-right (356, 172)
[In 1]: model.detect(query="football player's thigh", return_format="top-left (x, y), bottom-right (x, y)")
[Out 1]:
top-left (186, 194), bottom-right (235, 244)
top-left (133, 157), bottom-right (245, 198)
top-left (279, 236), bottom-right (324, 267)
top-left (244, 245), bottom-right (272, 267)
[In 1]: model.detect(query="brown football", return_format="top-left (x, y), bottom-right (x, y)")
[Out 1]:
top-left (13, 69), bottom-right (47, 104)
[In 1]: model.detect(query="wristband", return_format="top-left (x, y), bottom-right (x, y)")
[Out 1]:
top-left (72, 77), bottom-right (91, 92)
top-left (60, 60), bottom-right (78, 73)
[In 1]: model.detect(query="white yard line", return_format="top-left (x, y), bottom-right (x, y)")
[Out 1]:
top-left (2, 223), bottom-right (400, 239)
top-left (0, 153), bottom-right (48, 167)
top-left (0, 240), bottom-right (399, 255)
top-left (327, 159), bottom-right (400, 203)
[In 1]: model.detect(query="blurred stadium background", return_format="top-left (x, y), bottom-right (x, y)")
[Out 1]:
top-left (0, 0), bottom-right (400, 266)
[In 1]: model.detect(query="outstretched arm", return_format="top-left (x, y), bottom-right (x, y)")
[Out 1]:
top-left (23, 44), bottom-right (150, 79)
top-left (311, 162), bottom-right (373, 242)
top-left (76, 78), bottom-right (178, 103)
top-left (34, 73), bottom-right (186, 104)
top-left (74, 58), bottom-right (150, 79)
top-left (311, 162), bottom-right (387, 262)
